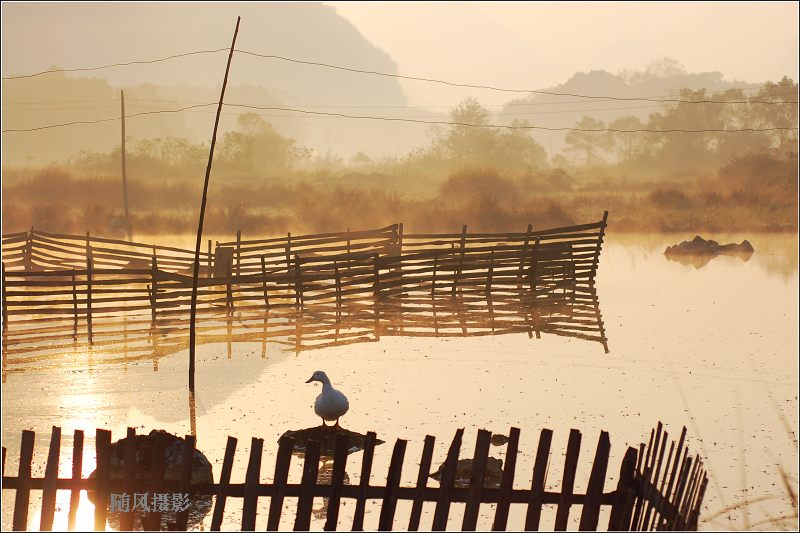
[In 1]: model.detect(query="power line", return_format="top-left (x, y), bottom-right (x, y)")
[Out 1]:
top-left (1, 103), bottom-right (215, 132)
top-left (235, 48), bottom-right (799, 105)
top-left (3, 102), bottom-right (797, 135)
top-left (1, 48), bottom-right (228, 80)
top-left (2, 44), bottom-right (795, 105)
top-left (225, 103), bottom-right (798, 133)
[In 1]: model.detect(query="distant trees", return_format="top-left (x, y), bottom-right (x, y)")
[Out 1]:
top-left (430, 97), bottom-right (549, 172)
top-left (564, 116), bottom-right (611, 165)
top-left (219, 113), bottom-right (310, 174)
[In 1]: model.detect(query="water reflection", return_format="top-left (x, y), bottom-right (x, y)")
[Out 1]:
top-left (2, 283), bottom-right (608, 378)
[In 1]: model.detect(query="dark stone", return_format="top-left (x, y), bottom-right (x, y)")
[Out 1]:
top-left (664, 235), bottom-right (754, 268)
top-left (429, 457), bottom-right (505, 489)
top-left (280, 425), bottom-right (384, 457)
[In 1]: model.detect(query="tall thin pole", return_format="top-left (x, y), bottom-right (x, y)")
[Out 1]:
top-left (120, 90), bottom-right (132, 241)
top-left (189, 16), bottom-right (241, 392)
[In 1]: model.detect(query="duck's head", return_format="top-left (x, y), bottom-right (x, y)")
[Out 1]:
top-left (305, 370), bottom-right (329, 384)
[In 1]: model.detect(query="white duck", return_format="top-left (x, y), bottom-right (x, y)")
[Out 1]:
top-left (305, 370), bottom-right (349, 427)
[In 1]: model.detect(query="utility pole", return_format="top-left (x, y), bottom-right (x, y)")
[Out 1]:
top-left (120, 90), bottom-right (132, 241)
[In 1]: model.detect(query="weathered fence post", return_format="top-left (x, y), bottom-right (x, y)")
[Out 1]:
top-left (236, 229), bottom-right (242, 277)
top-left (226, 258), bottom-right (233, 311)
top-left (554, 429), bottom-right (582, 530)
top-left (334, 260), bottom-right (342, 308)
top-left (518, 224), bottom-right (533, 284)
top-left (579, 431), bottom-right (611, 531)
top-left (590, 211), bottom-right (609, 281)
top-left (486, 249), bottom-right (494, 292)
top-left (285, 232), bottom-right (292, 272)
top-left (294, 254), bottom-right (303, 306)
top-left (409, 435), bottom-right (436, 531)
top-left (1, 261), bottom-right (7, 327)
top-left (12, 430), bottom-right (34, 531)
top-left (530, 237), bottom-right (540, 296)
top-left (431, 252), bottom-right (438, 296)
top-left (211, 437), bottom-right (238, 531)
top-left (71, 268), bottom-right (78, 337)
top-left (24, 227), bottom-right (33, 271)
top-left (324, 434), bottom-right (350, 531)
top-left (39, 426), bottom-right (61, 531)
top-left (67, 430), bottom-right (84, 530)
top-left (608, 446), bottom-right (639, 531)
top-left (150, 250), bottom-right (158, 321)
top-left (86, 234), bottom-right (93, 344)
top-left (208, 239), bottom-right (212, 270)
top-left (266, 436), bottom-right (294, 531)
top-left (432, 428), bottom-right (464, 530)
top-left (241, 438), bottom-right (264, 531)
top-left (373, 252), bottom-right (381, 296)
top-left (260, 255), bottom-right (270, 309)
top-left (94, 429), bottom-right (112, 531)
top-left (462, 429), bottom-right (492, 531)
top-left (346, 228), bottom-right (351, 272)
top-left (378, 439), bottom-right (408, 531)
top-left (352, 432), bottom-right (377, 531)
top-left (451, 225), bottom-right (467, 296)
top-left (525, 428), bottom-right (553, 530)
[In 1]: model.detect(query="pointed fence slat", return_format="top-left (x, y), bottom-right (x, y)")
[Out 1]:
top-left (12, 430), bottom-right (35, 531)
top-left (462, 429), bottom-right (493, 531)
top-left (294, 439), bottom-right (321, 531)
top-left (67, 430), bottom-right (83, 531)
top-left (119, 427), bottom-right (137, 531)
top-left (554, 429), bottom-right (582, 531)
top-left (93, 429), bottom-right (111, 531)
top-left (242, 437), bottom-right (264, 530)
top-left (608, 446), bottom-right (638, 531)
top-left (579, 430), bottom-right (610, 531)
top-left (324, 434), bottom-right (350, 532)
top-left (525, 428), bottom-right (553, 531)
top-left (492, 427), bottom-right (520, 531)
top-left (432, 428), bottom-right (464, 531)
top-left (266, 436), bottom-right (294, 531)
top-left (408, 435), bottom-right (436, 531)
top-left (211, 436), bottom-right (238, 531)
top-left (378, 439), bottom-right (408, 531)
top-left (173, 434), bottom-right (196, 531)
top-left (352, 431), bottom-right (377, 531)
top-left (39, 426), bottom-right (61, 531)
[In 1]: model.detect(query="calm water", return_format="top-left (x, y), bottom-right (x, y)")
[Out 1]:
top-left (2, 234), bottom-right (797, 531)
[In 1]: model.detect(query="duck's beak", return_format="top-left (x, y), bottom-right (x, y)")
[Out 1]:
top-left (305, 376), bottom-right (314, 383)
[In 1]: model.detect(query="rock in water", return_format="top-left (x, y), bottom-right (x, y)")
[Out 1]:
top-left (280, 425), bottom-right (384, 456)
top-left (664, 235), bottom-right (754, 268)
top-left (429, 457), bottom-right (505, 488)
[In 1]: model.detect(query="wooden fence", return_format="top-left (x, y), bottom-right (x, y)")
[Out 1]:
top-left (0, 420), bottom-right (705, 531)
top-left (1, 282), bottom-right (607, 379)
top-left (0, 214), bottom-right (608, 329)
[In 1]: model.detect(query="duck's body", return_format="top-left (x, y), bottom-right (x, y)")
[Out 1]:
top-left (306, 371), bottom-right (349, 426)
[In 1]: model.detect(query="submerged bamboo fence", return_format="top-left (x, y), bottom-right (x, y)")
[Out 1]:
top-left (1, 420), bottom-right (705, 531)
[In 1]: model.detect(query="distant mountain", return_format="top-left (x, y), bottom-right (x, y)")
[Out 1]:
top-left (498, 58), bottom-right (752, 157)
top-left (2, 2), bottom-right (411, 165)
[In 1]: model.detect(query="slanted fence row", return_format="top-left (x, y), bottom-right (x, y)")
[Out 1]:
top-left (1, 420), bottom-right (705, 531)
top-left (0, 214), bottom-right (608, 330)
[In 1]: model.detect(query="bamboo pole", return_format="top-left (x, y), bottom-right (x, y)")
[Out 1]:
top-left (189, 16), bottom-right (240, 393)
top-left (120, 90), bottom-right (132, 241)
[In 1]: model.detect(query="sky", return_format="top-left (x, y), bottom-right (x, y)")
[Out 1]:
top-left (1, 2), bottom-right (798, 160)
top-left (331, 1), bottom-right (799, 106)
